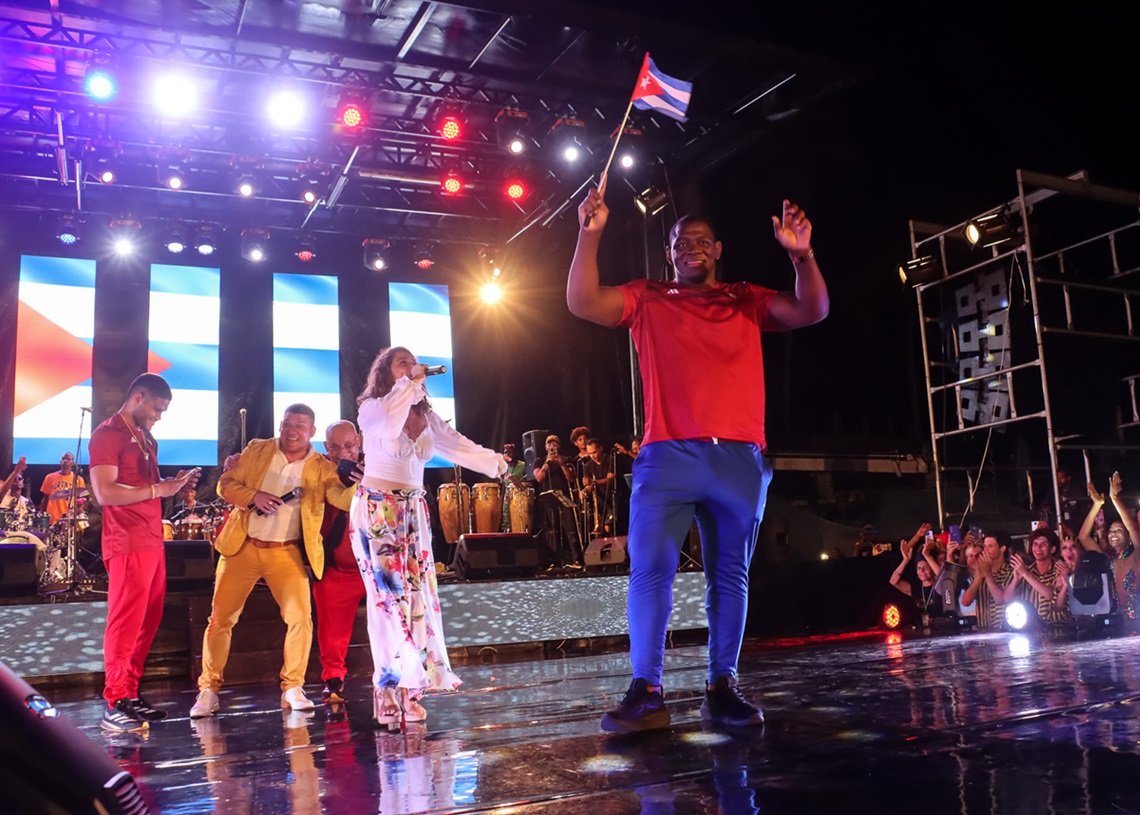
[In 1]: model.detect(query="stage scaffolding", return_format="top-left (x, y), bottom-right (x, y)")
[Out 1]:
top-left (907, 170), bottom-right (1140, 534)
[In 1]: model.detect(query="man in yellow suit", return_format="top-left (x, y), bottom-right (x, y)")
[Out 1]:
top-left (190, 404), bottom-right (354, 716)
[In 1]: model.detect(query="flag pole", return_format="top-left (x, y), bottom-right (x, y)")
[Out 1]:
top-left (597, 95), bottom-right (636, 190)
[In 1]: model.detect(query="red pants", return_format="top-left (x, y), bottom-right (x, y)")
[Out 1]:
top-left (312, 565), bottom-right (366, 681)
top-left (103, 549), bottom-right (166, 704)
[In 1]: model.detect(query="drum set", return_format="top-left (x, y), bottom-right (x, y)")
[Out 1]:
top-left (0, 488), bottom-right (97, 594)
top-left (165, 499), bottom-right (229, 542)
top-left (437, 478), bottom-right (535, 543)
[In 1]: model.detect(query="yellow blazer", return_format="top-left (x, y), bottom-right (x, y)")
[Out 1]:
top-left (214, 438), bottom-right (353, 580)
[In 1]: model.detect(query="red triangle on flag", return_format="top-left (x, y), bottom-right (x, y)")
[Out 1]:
top-left (14, 300), bottom-right (95, 416)
top-left (633, 70), bottom-right (664, 101)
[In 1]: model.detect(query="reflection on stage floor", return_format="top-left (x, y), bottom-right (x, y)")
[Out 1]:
top-left (54, 632), bottom-right (1140, 813)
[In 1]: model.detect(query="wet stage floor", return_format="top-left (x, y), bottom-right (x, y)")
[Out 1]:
top-left (58, 631), bottom-right (1140, 814)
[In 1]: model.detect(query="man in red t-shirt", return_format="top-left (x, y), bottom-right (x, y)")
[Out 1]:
top-left (89, 373), bottom-right (199, 732)
top-left (568, 180), bottom-right (828, 732)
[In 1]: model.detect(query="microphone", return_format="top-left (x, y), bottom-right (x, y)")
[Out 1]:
top-left (239, 408), bottom-right (247, 417)
top-left (424, 365), bottom-right (447, 377)
top-left (80, 406), bottom-right (92, 412)
top-left (251, 486), bottom-right (302, 515)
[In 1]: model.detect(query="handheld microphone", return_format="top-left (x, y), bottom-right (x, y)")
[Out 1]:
top-left (252, 486), bottom-right (302, 515)
top-left (424, 365), bottom-right (447, 377)
top-left (239, 408), bottom-right (247, 417)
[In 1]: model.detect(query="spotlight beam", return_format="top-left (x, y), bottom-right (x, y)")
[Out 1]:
top-left (325, 144), bottom-right (361, 209)
top-left (468, 16), bottom-right (511, 70)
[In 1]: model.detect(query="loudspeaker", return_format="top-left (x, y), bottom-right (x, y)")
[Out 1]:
top-left (1071, 550), bottom-right (1112, 613)
top-left (522, 429), bottom-right (549, 481)
top-left (584, 536), bottom-right (628, 569)
top-left (0, 661), bottom-right (152, 814)
top-left (452, 533), bottom-right (539, 579)
top-left (0, 542), bottom-right (44, 593)
top-left (165, 540), bottom-right (216, 589)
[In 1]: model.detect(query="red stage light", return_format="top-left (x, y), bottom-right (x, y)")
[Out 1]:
top-left (296, 250), bottom-right (314, 262)
top-left (441, 174), bottom-right (463, 195)
top-left (882, 604), bottom-right (901, 629)
top-left (439, 116), bottom-right (461, 140)
top-left (416, 257), bottom-right (434, 269)
top-left (505, 181), bottom-right (526, 200)
top-left (338, 102), bottom-right (365, 130)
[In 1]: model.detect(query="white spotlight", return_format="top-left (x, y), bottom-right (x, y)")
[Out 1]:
top-left (562, 144), bottom-right (581, 163)
top-left (619, 153), bottom-right (635, 170)
top-left (480, 281), bottom-right (503, 304)
top-left (113, 238), bottom-right (134, 257)
top-left (153, 74), bottom-right (199, 118)
top-left (267, 90), bottom-right (305, 129)
top-left (1005, 601), bottom-right (1029, 631)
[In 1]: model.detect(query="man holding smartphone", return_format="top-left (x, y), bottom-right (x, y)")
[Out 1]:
top-left (89, 373), bottom-right (199, 732)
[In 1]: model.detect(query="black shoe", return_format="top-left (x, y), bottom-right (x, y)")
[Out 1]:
top-left (322, 677), bottom-right (345, 704)
top-left (128, 696), bottom-right (167, 722)
top-left (101, 699), bottom-right (149, 733)
top-left (700, 676), bottom-right (764, 727)
top-left (600, 678), bottom-right (671, 733)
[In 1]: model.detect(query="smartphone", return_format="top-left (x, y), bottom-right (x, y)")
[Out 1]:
top-left (949, 524), bottom-right (961, 543)
top-left (336, 457), bottom-right (361, 483)
top-left (182, 467), bottom-right (201, 480)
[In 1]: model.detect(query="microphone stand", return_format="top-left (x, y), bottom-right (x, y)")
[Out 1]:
top-left (43, 407), bottom-right (93, 597)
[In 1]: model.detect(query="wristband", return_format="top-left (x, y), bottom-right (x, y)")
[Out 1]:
top-left (150, 484), bottom-right (156, 500)
top-left (791, 248), bottom-right (814, 263)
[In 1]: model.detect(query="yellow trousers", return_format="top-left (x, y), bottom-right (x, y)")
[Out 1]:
top-left (198, 541), bottom-right (312, 692)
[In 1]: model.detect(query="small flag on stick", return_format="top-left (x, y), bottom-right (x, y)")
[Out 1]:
top-left (631, 54), bottom-right (692, 123)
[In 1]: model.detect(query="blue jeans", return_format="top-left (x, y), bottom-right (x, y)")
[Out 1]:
top-left (627, 440), bottom-right (772, 686)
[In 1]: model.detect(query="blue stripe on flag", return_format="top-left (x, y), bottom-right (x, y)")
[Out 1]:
top-left (273, 274), bottom-right (339, 306)
top-left (150, 265), bottom-right (221, 297)
top-left (273, 347), bottom-right (340, 393)
top-left (389, 282), bottom-right (451, 316)
top-left (20, 255), bottom-right (97, 288)
top-left (14, 438), bottom-right (94, 467)
top-left (149, 342), bottom-right (220, 390)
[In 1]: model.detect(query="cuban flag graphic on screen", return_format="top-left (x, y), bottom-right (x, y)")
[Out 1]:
top-left (631, 54), bottom-right (692, 123)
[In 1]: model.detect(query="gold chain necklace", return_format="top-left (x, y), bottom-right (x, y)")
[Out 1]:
top-left (124, 416), bottom-right (151, 461)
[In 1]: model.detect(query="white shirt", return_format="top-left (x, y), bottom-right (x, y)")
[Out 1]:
top-left (358, 377), bottom-right (505, 490)
top-left (1, 493), bottom-right (33, 524)
top-left (245, 445), bottom-right (313, 542)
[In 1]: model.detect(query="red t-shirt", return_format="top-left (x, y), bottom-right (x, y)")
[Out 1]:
top-left (88, 413), bottom-right (163, 559)
top-left (618, 279), bottom-right (776, 448)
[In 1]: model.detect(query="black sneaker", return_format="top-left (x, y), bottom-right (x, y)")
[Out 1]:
top-left (128, 696), bottom-right (167, 722)
top-left (700, 676), bottom-right (764, 727)
top-left (101, 699), bottom-right (149, 733)
top-left (600, 678), bottom-right (671, 732)
top-left (322, 677), bottom-right (345, 704)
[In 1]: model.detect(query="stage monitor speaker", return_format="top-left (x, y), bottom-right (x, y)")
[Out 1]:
top-left (522, 429), bottom-right (549, 481)
top-left (0, 541), bottom-right (44, 593)
top-left (584, 536), bottom-right (629, 569)
top-left (452, 533), bottom-right (539, 580)
top-left (0, 660), bottom-right (152, 814)
top-left (166, 540), bottom-right (216, 589)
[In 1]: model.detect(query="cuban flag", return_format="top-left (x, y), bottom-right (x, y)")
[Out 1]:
top-left (631, 54), bottom-right (692, 123)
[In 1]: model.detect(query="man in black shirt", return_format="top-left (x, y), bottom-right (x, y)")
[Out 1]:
top-left (580, 438), bottom-right (615, 537)
top-left (534, 435), bottom-right (584, 571)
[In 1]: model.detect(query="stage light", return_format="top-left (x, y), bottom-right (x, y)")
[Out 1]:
top-left (295, 234), bottom-right (316, 263)
top-left (152, 73), bottom-right (198, 118)
top-left (163, 165), bottom-right (187, 191)
top-left (496, 108), bottom-right (530, 155)
top-left (440, 172), bottom-right (464, 195)
top-left (414, 243), bottom-right (435, 270)
top-left (550, 116), bottom-right (587, 163)
top-left (898, 255), bottom-right (943, 286)
top-left (1005, 601), bottom-right (1029, 631)
top-left (235, 175), bottom-right (257, 198)
top-left (301, 185), bottom-right (320, 205)
top-left (56, 216), bottom-right (80, 245)
top-left (336, 98), bottom-right (367, 131)
top-left (164, 226), bottom-right (188, 254)
top-left (505, 180), bottom-right (527, 201)
top-left (634, 186), bottom-right (669, 217)
top-left (438, 114), bottom-right (462, 141)
top-left (241, 228), bottom-right (270, 262)
top-left (95, 160), bottom-right (117, 184)
top-left (109, 218), bottom-right (141, 257)
top-left (363, 238), bottom-right (389, 272)
top-left (619, 153), bottom-right (635, 170)
top-left (83, 66), bottom-right (117, 102)
top-left (882, 603), bottom-right (902, 629)
top-left (481, 281), bottom-right (503, 304)
top-left (267, 88), bottom-right (306, 130)
top-left (965, 208), bottom-right (1022, 249)
top-left (195, 225), bottom-right (219, 256)
top-left (296, 163), bottom-right (326, 205)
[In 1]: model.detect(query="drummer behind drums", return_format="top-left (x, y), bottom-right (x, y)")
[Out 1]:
top-left (499, 444), bottom-right (527, 533)
top-left (0, 471), bottom-right (35, 530)
top-left (39, 452), bottom-right (87, 525)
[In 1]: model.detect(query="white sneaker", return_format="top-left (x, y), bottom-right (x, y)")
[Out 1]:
top-left (281, 686), bottom-right (315, 711)
top-left (190, 689), bottom-right (220, 718)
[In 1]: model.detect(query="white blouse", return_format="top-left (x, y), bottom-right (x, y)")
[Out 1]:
top-left (358, 376), bottom-right (506, 489)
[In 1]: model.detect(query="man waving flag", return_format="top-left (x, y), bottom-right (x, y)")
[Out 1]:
top-left (631, 54), bottom-right (692, 123)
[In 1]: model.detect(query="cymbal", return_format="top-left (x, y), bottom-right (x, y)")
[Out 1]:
top-left (47, 488), bottom-right (89, 500)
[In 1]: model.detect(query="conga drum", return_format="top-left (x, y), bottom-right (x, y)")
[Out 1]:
top-left (162, 520), bottom-right (174, 541)
top-left (507, 481), bottom-right (535, 533)
top-left (437, 483), bottom-right (470, 543)
top-left (472, 482), bottom-right (502, 533)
